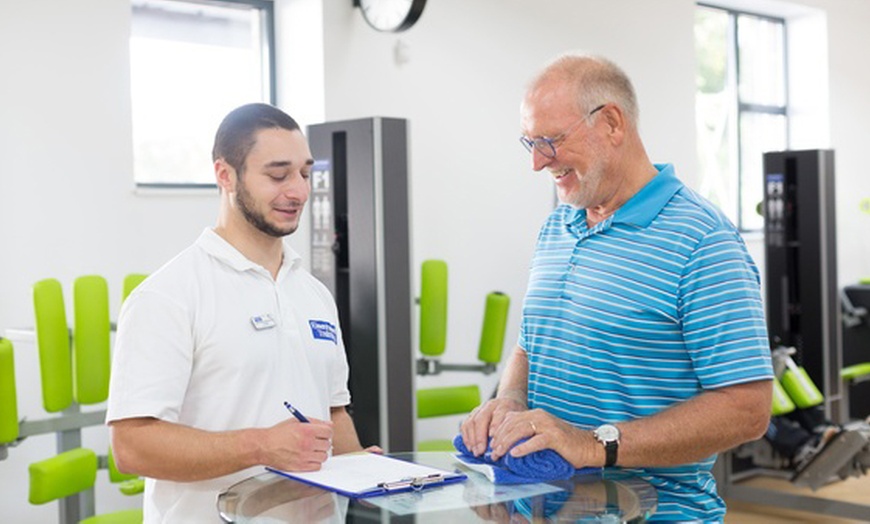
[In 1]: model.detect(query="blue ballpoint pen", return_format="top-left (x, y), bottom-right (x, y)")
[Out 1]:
top-left (283, 401), bottom-right (310, 423)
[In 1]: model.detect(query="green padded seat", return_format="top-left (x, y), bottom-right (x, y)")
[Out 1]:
top-left (417, 385), bottom-right (481, 418)
top-left (417, 385), bottom-right (481, 452)
top-left (29, 447), bottom-right (144, 522)
top-left (80, 508), bottom-right (143, 524)
top-left (417, 439), bottom-right (457, 452)
top-left (29, 448), bottom-right (98, 505)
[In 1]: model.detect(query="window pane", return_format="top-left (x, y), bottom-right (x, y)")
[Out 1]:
top-left (131, 0), bottom-right (271, 186)
top-left (740, 112), bottom-right (787, 231)
top-left (737, 14), bottom-right (786, 106)
top-left (695, 7), bottom-right (739, 223)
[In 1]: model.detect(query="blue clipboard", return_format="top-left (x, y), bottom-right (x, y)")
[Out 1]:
top-left (266, 453), bottom-right (467, 499)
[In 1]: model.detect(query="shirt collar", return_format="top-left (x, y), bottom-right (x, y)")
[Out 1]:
top-left (197, 228), bottom-right (303, 275)
top-left (565, 163), bottom-right (681, 232)
top-left (612, 163), bottom-right (682, 228)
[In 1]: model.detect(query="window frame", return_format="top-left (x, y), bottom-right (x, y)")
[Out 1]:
top-left (697, 3), bottom-right (790, 232)
top-left (130, 0), bottom-right (276, 189)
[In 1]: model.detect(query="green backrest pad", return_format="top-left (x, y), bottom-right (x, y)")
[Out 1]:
top-left (73, 276), bottom-right (112, 405)
top-left (122, 273), bottom-right (148, 303)
top-left (0, 338), bottom-right (19, 443)
top-left (417, 384), bottom-right (481, 418)
top-left (419, 260), bottom-right (448, 357)
top-left (29, 447), bottom-right (97, 505)
top-left (33, 279), bottom-right (73, 413)
top-left (478, 292), bottom-right (510, 364)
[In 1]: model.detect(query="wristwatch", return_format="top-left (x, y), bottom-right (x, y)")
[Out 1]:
top-left (593, 424), bottom-right (621, 467)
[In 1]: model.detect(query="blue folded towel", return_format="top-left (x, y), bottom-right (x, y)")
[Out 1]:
top-left (453, 434), bottom-right (580, 484)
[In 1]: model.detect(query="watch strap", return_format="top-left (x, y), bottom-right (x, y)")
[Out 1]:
top-left (603, 440), bottom-right (618, 467)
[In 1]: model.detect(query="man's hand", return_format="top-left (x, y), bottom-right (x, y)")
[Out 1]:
top-left (259, 417), bottom-right (334, 472)
top-left (489, 408), bottom-right (599, 467)
top-left (460, 397), bottom-right (527, 457)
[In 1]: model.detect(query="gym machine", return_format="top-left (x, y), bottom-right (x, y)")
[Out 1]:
top-left (715, 149), bottom-right (870, 521)
top-left (307, 117), bottom-right (415, 452)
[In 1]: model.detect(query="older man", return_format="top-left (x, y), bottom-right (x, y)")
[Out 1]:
top-left (461, 53), bottom-right (773, 521)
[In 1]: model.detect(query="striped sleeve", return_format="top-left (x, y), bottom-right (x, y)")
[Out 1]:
top-left (679, 229), bottom-right (773, 388)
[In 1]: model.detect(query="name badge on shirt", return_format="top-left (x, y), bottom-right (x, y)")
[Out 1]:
top-left (309, 320), bottom-right (337, 344)
top-left (250, 314), bottom-right (276, 330)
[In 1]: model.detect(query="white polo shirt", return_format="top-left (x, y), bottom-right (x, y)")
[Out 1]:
top-left (106, 228), bottom-right (351, 523)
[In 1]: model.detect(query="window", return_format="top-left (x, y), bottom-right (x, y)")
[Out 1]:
top-left (695, 4), bottom-right (788, 231)
top-left (130, 0), bottom-right (275, 187)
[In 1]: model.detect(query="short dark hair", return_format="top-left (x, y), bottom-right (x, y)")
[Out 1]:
top-left (212, 103), bottom-right (301, 176)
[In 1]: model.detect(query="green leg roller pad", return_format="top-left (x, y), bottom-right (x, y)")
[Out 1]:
top-left (420, 260), bottom-right (448, 357)
top-left (781, 366), bottom-right (824, 409)
top-left (770, 376), bottom-right (796, 416)
top-left (477, 292), bottom-right (510, 364)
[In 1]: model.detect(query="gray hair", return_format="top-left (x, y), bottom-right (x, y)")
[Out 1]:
top-left (530, 52), bottom-right (639, 128)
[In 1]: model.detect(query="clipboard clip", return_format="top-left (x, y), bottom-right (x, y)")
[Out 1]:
top-left (378, 473), bottom-right (446, 492)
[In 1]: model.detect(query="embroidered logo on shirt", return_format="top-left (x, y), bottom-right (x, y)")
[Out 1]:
top-left (309, 320), bottom-right (337, 344)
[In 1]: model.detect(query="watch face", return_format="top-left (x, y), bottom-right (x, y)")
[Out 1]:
top-left (595, 424), bottom-right (620, 442)
top-left (358, 0), bottom-right (426, 32)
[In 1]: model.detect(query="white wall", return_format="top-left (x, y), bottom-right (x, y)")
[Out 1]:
top-left (2, 0), bottom-right (870, 520)
top-left (317, 0), bottom-right (698, 404)
top-left (820, 0), bottom-right (870, 281)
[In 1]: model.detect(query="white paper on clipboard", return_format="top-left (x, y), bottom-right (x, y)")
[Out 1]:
top-left (267, 452), bottom-right (466, 498)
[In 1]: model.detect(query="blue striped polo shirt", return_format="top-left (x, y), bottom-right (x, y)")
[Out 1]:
top-left (518, 164), bottom-right (773, 522)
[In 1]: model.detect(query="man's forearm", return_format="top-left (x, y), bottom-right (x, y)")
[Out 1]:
top-left (496, 346), bottom-right (529, 405)
top-left (573, 379), bottom-right (773, 468)
top-left (110, 418), bottom-right (263, 481)
top-left (330, 406), bottom-right (364, 454)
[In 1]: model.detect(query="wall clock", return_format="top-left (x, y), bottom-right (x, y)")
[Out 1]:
top-left (356, 0), bottom-right (427, 33)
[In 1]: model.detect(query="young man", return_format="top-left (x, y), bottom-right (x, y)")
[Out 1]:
top-left (461, 54), bottom-right (774, 521)
top-left (107, 103), bottom-right (372, 522)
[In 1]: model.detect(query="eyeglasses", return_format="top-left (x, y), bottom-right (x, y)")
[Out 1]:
top-left (519, 104), bottom-right (606, 159)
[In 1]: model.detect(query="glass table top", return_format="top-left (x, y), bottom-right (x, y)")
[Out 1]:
top-left (217, 451), bottom-right (657, 523)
